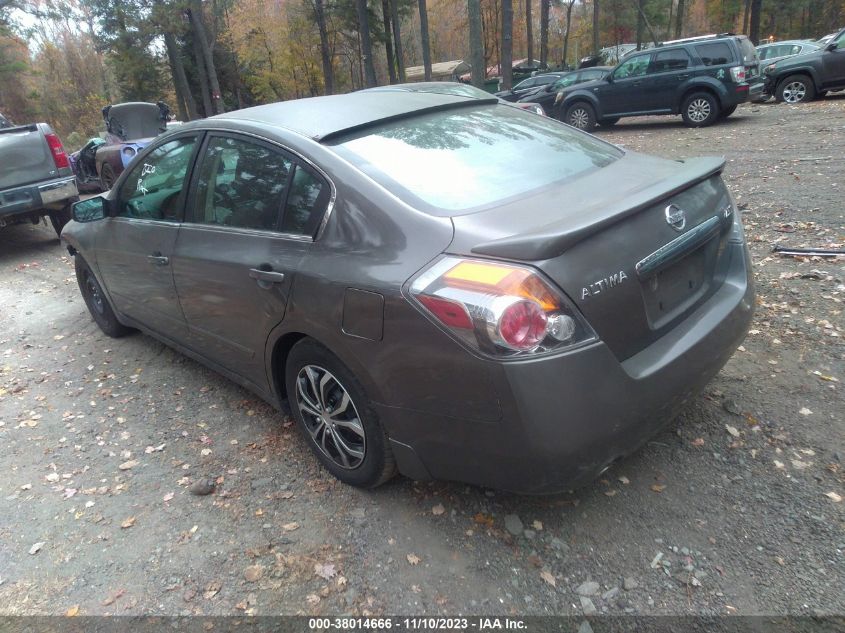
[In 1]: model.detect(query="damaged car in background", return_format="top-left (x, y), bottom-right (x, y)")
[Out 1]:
top-left (63, 91), bottom-right (754, 493)
top-left (71, 101), bottom-right (170, 191)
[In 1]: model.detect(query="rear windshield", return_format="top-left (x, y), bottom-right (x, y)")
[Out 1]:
top-left (328, 104), bottom-right (622, 214)
top-left (737, 37), bottom-right (758, 64)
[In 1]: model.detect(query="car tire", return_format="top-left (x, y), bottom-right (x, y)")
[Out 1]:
top-left (598, 117), bottom-right (620, 127)
top-left (49, 201), bottom-right (74, 237)
top-left (681, 92), bottom-right (720, 127)
top-left (99, 164), bottom-right (117, 191)
top-left (564, 102), bottom-right (597, 131)
top-left (817, 89), bottom-right (828, 98)
top-left (285, 338), bottom-right (396, 488)
top-left (75, 256), bottom-right (133, 338)
top-left (720, 104), bottom-right (738, 118)
top-left (776, 75), bottom-right (815, 104)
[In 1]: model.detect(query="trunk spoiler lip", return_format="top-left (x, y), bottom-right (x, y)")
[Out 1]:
top-left (469, 155), bottom-right (727, 262)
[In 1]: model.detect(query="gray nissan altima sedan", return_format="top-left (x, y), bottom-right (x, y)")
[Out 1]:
top-left (63, 91), bottom-right (754, 493)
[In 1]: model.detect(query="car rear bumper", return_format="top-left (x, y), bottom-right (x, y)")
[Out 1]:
top-left (0, 176), bottom-right (78, 220)
top-left (379, 241), bottom-right (754, 494)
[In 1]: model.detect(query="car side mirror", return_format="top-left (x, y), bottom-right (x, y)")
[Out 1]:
top-left (826, 42), bottom-right (837, 51)
top-left (72, 196), bottom-right (108, 223)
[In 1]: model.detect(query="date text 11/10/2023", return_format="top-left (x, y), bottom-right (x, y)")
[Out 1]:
top-left (307, 617), bottom-right (527, 631)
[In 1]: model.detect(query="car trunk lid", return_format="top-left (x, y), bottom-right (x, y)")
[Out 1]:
top-left (448, 152), bottom-right (735, 360)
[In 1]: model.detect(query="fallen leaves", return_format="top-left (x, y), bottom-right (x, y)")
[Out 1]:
top-left (162, 492), bottom-right (175, 502)
top-left (406, 553), bottom-right (421, 565)
top-left (650, 484), bottom-right (666, 493)
top-left (473, 512), bottom-right (494, 528)
top-left (243, 565), bottom-right (264, 582)
top-left (65, 605), bottom-right (79, 617)
top-left (692, 437), bottom-right (705, 447)
top-left (824, 491), bottom-right (842, 503)
top-left (799, 407), bottom-right (812, 416)
top-left (101, 588), bottom-right (126, 606)
top-left (431, 503), bottom-right (445, 516)
top-left (144, 444), bottom-right (166, 454)
top-left (28, 542), bottom-right (44, 555)
top-left (282, 522), bottom-right (299, 532)
top-left (120, 516), bottom-right (136, 529)
top-left (314, 563), bottom-right (336, 580)
top-left (725, 424), bottom-right (740, 438)
top-left (539, 570), bottom-right (556, 587)
top-left (118, 459), bottom-right (138, 471)
top-left (204, 580), bottom-right (222, 599)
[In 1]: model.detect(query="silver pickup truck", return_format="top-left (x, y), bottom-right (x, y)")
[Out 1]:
top-left (0, 112), bottom-right (78, 237)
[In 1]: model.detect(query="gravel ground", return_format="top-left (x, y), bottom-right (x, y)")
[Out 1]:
top-left (0, 99), bottom-right (843, 618)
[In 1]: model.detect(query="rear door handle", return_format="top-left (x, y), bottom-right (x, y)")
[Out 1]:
top-left (148, 253), bottom-right (169, 266)
top-left (677, 74), bottom-right (690, 80)
top-left (249, 268), bottom-right (286, 284)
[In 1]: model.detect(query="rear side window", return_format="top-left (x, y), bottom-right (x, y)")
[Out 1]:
top-left (580, 69), bottom-right (605, 81)
top-left (192, 136), bottom-right (291, 231)
top-left (281, 165), bottom-right (330, 235)
top-left (329, 104), bottom-right (622, 214)
top-left (695, 42), bottom-right (733, 66)
top-left (650, 49), bottom-right (691, 72)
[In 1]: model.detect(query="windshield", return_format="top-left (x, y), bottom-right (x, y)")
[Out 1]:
top-left (328, 104), bottom-right (622, 215)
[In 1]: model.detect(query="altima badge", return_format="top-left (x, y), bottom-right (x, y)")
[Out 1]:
top-left (665, 204), bottom-right (686, 231)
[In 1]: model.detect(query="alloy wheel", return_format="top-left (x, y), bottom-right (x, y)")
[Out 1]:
top-left (568, 107), bottom-right (590, 129)
top-left (782, 81), bottom-right (807, 103)
top-left (687, 98), bottom-right (711, 123)
top-left (295, 365), bottom-right (366, 469)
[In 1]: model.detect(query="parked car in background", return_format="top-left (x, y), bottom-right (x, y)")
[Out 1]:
top-left (764, 27), bottom-right (845, 103)
top-left (815, 31), bottom-right (838, 46)
top-left (495, 72), bottom-right (570, 101)
top-left (71, 101), bottom-right (169, 191)
top-left (0, 111), bottom-right (77, 236)
top-left (64, 91), bottom-right (753, 493)
top-left (557, 34), bottom-right (759, 131)
top-left (757, 40), bottom-right (820, 65)
top-left (517, 67), bottom-right (612, 116)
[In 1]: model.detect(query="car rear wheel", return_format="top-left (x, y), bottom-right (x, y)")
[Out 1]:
top-left (564, 102), bottom-right (596, 131)
top-left (681, 92), bottom-right (720, 127)
top-left (285, 338), bottom-right (396, 488)
top-left (598, 117), bottom-right (620, 127)
top-left (48, 202), bottom-right (74, 237)
top-left (777, 75), bottom-right (815, 103)
top-left (99, 164), bottom-right (116, 191)
top-left (75, 256), bottom-right (133, 338)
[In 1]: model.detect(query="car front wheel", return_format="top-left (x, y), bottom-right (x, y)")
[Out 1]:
top-left (681, 92), bottom-right (720, 127)
top-left (777, 75), bottom-right (815, 103)
top-left (564, 102), bottom-right (596, 131)
top-left (75, 256), bottom-right (133, 337)
top-left (285, 338), bottom-right (396, 488)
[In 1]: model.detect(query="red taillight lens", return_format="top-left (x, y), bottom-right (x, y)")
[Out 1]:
top-left (44, 133), bottom-right (70, 169)
top-left (730, 66), bottom-right (746, 82)
top-left (409, 256), bottom-right (595, 358)
top-left (498, 300), bottom-right (547, 350)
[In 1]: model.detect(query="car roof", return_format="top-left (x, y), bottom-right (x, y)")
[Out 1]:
top-left (210, 91), bottom-right (497, 143)
top-left (758, 40), bottom-right (817, 47)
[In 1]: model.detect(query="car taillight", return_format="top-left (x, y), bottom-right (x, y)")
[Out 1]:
top-left (730, 66), bottom-right (746, 82)
top-left (409, 256), bottom-right (596, 358)
top-left (44, 133), bottom-right (70, 169)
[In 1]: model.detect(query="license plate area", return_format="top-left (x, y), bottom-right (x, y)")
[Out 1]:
top-left (641, 239), bottom-right (718, 330)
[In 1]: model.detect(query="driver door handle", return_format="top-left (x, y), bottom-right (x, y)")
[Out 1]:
top-left (249, 268), bottom-right (286, 284)
top-left (148, 254), bottom-right (169, 266)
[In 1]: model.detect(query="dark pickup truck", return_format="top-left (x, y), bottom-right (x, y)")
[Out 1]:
top-left (0, 112), bottom-right (78, 237)
top-left (763, 27), bottom-right (845, 103)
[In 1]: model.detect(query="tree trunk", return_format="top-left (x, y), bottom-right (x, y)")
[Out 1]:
top-left (525, 0), bottom-right (533, 65)
top-left (667, 0), bottom-right (673, 40)
top-left (592, 0), bottom-right (600, 54)
top-left (562, 1), bottom-right (574, 68)
top-left (674, 0), bottom-right (684, 39)
top-left (390, 0), bottom-right (406, 81)
top-left (313, 0), bottom-right (334, 94)
top-left (356, 0), bottom-right (377, 87)
top-left (468, 0), bottom-right (485, 87)
top-left (189, 0), bottom-right (224, 114)
top-left (636, 0), bottom-right (643, 50)
top-left (192, 31), bottom-right (213, 117)
top-left (501, 0), bottom-right (513, 89)
top-left (539, 0), bottom-right (549, 67)
top-left (748, 0), bottom-right (762, 44)
top-left (382, 0), bottom-right (397, 83)
top-left (418, 0), bottom-right (432, 81)
top-left (742, 0), bottom-right (751, 34)
top-left (164, 31), bottom-right (197, 121)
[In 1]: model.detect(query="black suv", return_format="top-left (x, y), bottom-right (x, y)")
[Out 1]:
top-left (556, 34), bottom-right (761, 131)
top-left (764, 27), bottom-right (845, 103)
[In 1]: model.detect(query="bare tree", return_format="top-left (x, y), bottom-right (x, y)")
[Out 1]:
top-left (525, 0), bottom-right (533, 64)
top-left (749, 0), bottom-right (762, 44)
top-left (501, 0), bottom-right (513, 89)
top-left (163, 31), bottom-right (197, 120)
top-left (562, 0), bottom-right (575, 68)
top-left (592, 0), bottom-right (600, 54)
top-left (539, 0), bottom-right (549, 66)
top-left (468, 0), bottom-right (484, 86)
top-left (189, 0), bottom-right (224, 114)
top-left (418, 0), bottom-right (432, 81)
top-left (390, 0), bottom-right (406, 81)
top-left (312, 0), bottom-right (334, 94)
top-left (382, 0), bottom-right (397, 83)
top-left (357, 0), bottom-right (377, 87)
top-left (674, 0), bottom-right (684, 38)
